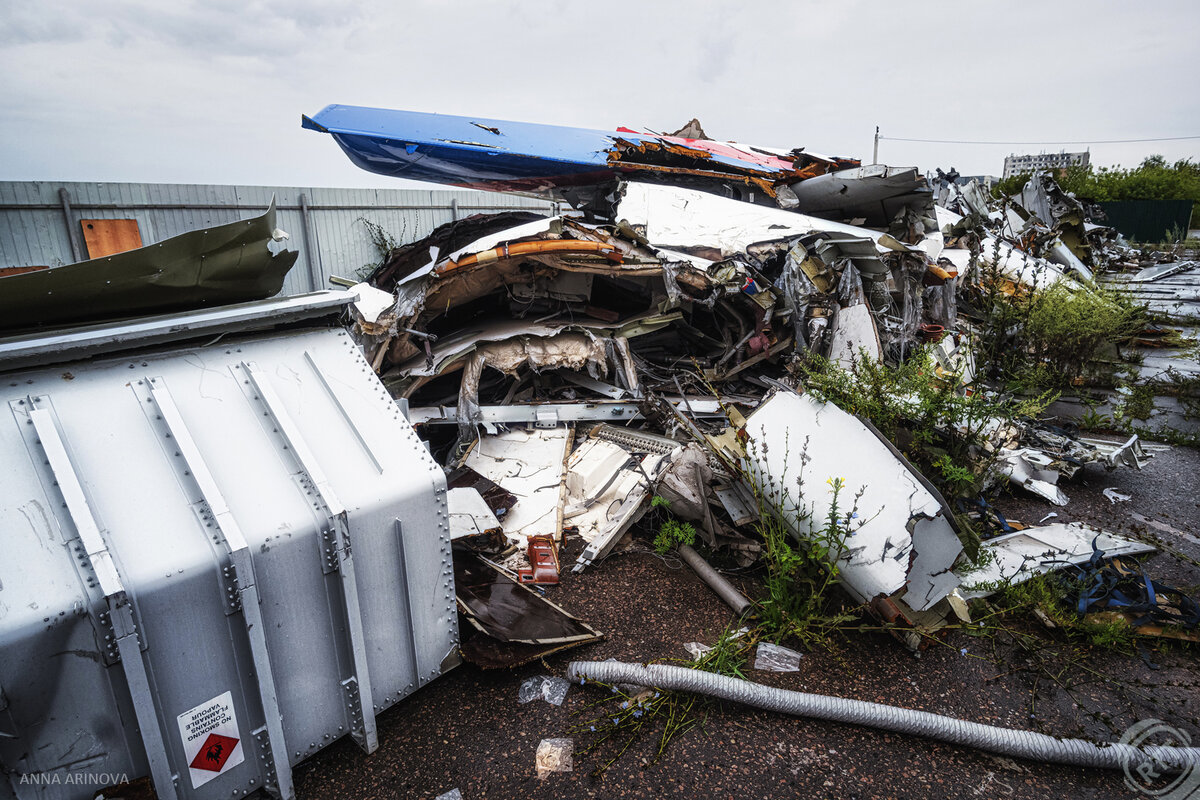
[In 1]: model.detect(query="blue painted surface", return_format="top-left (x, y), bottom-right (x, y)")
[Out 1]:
top-left (303, 105), bottom-right (795, 192)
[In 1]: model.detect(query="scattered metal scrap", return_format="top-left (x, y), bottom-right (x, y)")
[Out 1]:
top-left (309, 105), bottom-right (1183, 650)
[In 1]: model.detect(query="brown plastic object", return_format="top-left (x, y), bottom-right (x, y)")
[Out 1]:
top-left (918, 323), bottom-right (946, 343)
top-left (517, 535), bottom-right (560, 584)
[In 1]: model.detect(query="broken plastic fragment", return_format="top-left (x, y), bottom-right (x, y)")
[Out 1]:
top-left (753, 642), bottom-right (803, 672)
top-left (518, 676), bottom-right (571, 706)
top-left (1103, 488), bottom-right (1131, 504)
top-left (434, 790), bottom-right (462, 800)
top-left (535, 738), bottom-right (573, 779)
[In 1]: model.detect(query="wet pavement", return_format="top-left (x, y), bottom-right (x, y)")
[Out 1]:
top-left (288, 437), bottom-right (1200, 800)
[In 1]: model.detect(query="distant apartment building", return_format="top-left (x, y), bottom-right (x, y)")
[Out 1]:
top-left (1002, 150), bottom-right (1090, 179)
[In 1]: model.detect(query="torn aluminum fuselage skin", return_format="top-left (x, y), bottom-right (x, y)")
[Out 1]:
top-left (786, 164), bottom-right (936, 234)
top-left (736, 390), bottom-right (964, 615)
top-left (358, 214), bottom-right (701, 377)
top-left (614, 180), bottom-right (920, 278)
top-left (935, 204), bottom-right (1071, 291)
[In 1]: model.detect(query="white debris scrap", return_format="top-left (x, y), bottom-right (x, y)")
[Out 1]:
top-left (957, 522), bottom-right (1154, 600)
top-left (1103, 488), bottom-right (1132, 504)
top-left (740, 390), bottom-right (964, 613)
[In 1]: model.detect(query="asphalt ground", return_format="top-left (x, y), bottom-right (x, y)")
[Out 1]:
top-left (289, 437), bottom-right (1200, 800)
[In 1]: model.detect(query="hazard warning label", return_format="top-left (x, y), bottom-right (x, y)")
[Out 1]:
top-left (176, 691), bottom-right (244, 788)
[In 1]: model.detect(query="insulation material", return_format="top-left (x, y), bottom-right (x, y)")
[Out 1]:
top-left (923, 282), bottom-right (958, 328)
top-left (475, 333), bottom-right (608, 378)
top-left (778, 244), bottom-right (821, 349)
top-left (836, 260), bottom-right (867, 306)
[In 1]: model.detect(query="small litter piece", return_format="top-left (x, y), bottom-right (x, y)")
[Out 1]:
top-left (518, 675), bottom-right (571, 706)
top-left (1103, 487), bottom-right (1131, 504)
top-left (434, 790), bottom-right (463, 800)
top-left (683, 642), bottom-right (711, 660)
top-left (535, 737), bottom-right (573, 779)
top-left (1038, 512), bottom-right (1058, 524)
top-left (754, 642), bottom-right (803, 672)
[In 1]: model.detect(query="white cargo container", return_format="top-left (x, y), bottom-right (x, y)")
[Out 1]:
top-left (0, 295), bottom-right (458, 799)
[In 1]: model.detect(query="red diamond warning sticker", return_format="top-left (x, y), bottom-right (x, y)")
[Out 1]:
top-left (189, 732), bottom-right (239, 772)
top-left (177, 691), bottom-right (245, 789)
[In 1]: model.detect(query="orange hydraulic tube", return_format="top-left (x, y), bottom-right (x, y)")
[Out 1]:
top-left (440, 240), bottom-right (622, 274)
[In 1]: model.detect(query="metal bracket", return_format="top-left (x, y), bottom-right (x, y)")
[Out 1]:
top-left (392, 520), bottom-right (422, 691)
top-left (340, 678), bottom-right (366, 748)
top-left (96, 608), bottom-right (119, 664)
top-left (25, 401), bottom-right (179, 800)
top-left (251, 724), bottom-right (288, 799)
top-left (238, 362), bottom-right (378, 755)
top-left (137, 376), bottom-right (295, 799)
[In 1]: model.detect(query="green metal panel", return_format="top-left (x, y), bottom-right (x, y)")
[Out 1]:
top-left (0, 203), bottom-right (298, 332)
top-left (1096, 199), bottom-right (1194, 243)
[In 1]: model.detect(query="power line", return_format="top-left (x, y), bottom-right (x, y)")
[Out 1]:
top-left (877, 134), bottom-right (1200, 146)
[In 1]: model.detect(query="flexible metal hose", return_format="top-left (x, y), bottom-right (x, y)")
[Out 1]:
top-left (567, 661), bottom-right (1200, 773)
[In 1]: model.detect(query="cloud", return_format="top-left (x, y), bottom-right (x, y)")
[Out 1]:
top-left (0, 0), bottom-right (1196, 186)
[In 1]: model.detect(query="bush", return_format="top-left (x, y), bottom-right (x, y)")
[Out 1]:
top-left (796, 348), bottom-right (1053, 504)
top-left (1020, 281), bottom-right (1147, 384)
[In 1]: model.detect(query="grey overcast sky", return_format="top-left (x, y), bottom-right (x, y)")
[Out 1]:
top-left (2, 0), bottom-right (1198, 190)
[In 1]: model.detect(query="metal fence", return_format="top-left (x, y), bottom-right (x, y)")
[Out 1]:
top-left (0, 181), bottom-right (559, 296)
top-left (1095, 199), bottom-right (1195, 244)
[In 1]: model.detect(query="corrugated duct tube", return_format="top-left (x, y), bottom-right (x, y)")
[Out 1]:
top-left (566, 661), bottom-right (1200, 773)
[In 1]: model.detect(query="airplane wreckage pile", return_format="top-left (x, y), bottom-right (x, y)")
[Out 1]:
top-left (297, 105), bottom-right (1200, 661)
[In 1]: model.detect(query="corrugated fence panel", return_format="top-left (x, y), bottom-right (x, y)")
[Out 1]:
top-left (0, 181), bottom-right (558, 295)
top-left (1096, 200), bottom-right (1194, 243)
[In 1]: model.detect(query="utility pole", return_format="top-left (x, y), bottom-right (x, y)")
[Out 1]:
top-left (872, 126), bottom-right (879, 165)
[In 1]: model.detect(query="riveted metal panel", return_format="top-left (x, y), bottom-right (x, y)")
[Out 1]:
top-left (0, 326), bottom-right (456, 799)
